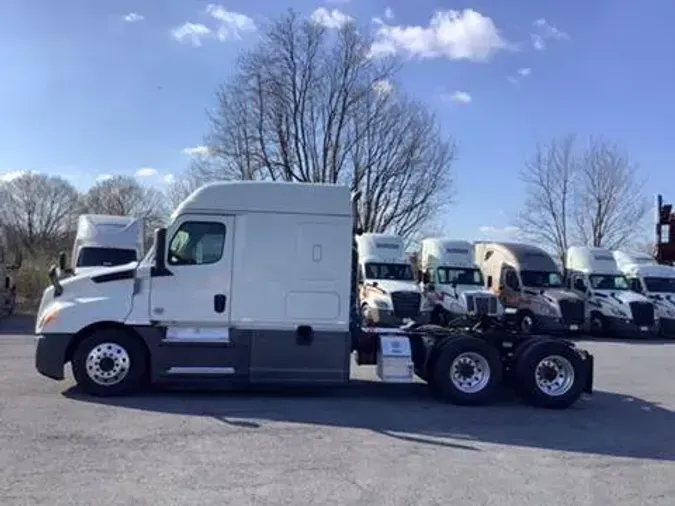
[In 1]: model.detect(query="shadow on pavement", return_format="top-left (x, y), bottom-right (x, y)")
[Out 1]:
top-left (0, 314), bottom-right (35, 335)
top-left (63, 381), bottom-right (675, 461)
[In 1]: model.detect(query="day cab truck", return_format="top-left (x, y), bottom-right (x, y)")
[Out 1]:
top-left (566, 246), bottom-right (657, 338)
top-left (417, 238), bottom-right (502, 322)
top-left (69, 214), bottom-right (144, 276)
top-left (34, 181), bottom-right (594, 409)
top-left (613, 250), bottom-right (675, 337)
top-left (356, 233), bottom-right (430, 327)
top-left (474, 242), bottom-right (586, 335)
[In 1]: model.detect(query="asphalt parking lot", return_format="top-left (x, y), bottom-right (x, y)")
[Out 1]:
top-left (1, 314), bottom-right (674, 506)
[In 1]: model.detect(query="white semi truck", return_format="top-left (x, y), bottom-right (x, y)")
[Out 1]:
top-left (69, 214), bottom-right (144, 275)
top-left (613, 250), bottom-right (675, 337)
top-left (356, 233), bottom-right (430, 327)
top-left (565, 246), bottom-right (657, 338)
top-left (418, 238), bottom-right (502, 322)
top-left (34, 181), bottom-right (594, 408)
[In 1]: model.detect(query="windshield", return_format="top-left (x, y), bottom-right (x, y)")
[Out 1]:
top-left (76, 247), bottom-right (137, 268)
top-left (589, 274), bottom-right (630, 291)
top-left (437, 267), bottom-right (483, 286)
top-left (520, 270), bottom-right (563, 288)
top-left (644, 277), bottom-right (675, 293)
top-left (364, 262), bottom-right (414, 281)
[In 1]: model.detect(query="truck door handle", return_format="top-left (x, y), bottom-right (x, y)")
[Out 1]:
top-left (214, 294), bottom-right (226, 313)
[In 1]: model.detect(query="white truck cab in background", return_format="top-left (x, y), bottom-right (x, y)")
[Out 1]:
top-left (614, 250), bottom-right (675, 337)
top-left (565, 246), bottom-right (657, 338)
top-left (418, 238), bottom-right (501, 321)
top-left (355, 233), bottom-right (428, 327)
top-left (71, 214), bottom-right (143, 275)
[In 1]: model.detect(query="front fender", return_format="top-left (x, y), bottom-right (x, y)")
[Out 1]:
top-left (36, 295), bottom-right (133, 335)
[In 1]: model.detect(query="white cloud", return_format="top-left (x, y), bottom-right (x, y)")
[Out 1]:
top-left (136, 167), bottom-right (158, 177)
top-left (517, 67), bottom-right (531, 76)
top-left (384, 7), bottom-right (394, 21)
top-left (96, 174), bottom-right (114, 182)
top-left (0, 170), bottom-right (28, 182)
top-left (478, 225), bottom-right (523, 241)
top-left (368, 9), bottom-right (511, 62)
top-left (205, 4), bottom-right (257, 41)
top-left (171, 22), bottom-right (212, 46)
top-left (182, 145), bottom-right (212, 157)
top-left (310, 8), bottom-right (353, 29)
top-left (124, 13), bottom-right (144, 23)
top-left (163, 174), bottom-right (176, 185)
top-left (372, 79), bottom-right (394, 95)
top-left (530, 18), bottom-right (569, 51)
top-left (444, 90), bottom-right (472, 104)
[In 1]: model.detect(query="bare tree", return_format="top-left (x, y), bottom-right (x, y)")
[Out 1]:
top-left (83, 175), bottom-right (169, 232)
top-left (573, 137), bottom-right (649, 250)
top-left (515, 135), bottom-right (649, 262)
top-left (0, 173), bottom-right (81, 255)
top-left (515, 134), bottom-right (577, 265)
top-left (185, 9), bottom-right (455, 241)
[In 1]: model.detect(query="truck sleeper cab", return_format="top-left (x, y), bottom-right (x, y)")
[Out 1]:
top-left (418, 238), bottom-right (501, 323)
top-left (613, 251), bottom-right (675, 337)
top-left (475, 242), bottom-right (585, 334)
top-left (356, 233), bottom-right (429, 327)
top-left (566, 247), bottom-right (657, 338)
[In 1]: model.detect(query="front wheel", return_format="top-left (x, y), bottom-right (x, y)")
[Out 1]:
top-left (518, 311), bottom-right (536, 335)
top-left (431, 336), bottom-right (503, 406)
top-left (514, 340), bottom-right (587, 409)
top-left (72, 328), bottom-right (149, 397)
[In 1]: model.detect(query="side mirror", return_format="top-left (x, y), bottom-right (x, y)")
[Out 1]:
top-left (4, 276), bottom-right (9, 289)
top-left (152, 227), bottom-right (169, 274)
top-left (58, 252), bottom-right (67, 271)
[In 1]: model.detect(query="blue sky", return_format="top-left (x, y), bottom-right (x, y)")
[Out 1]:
top-left (1, 0), bottom-right (674, 244)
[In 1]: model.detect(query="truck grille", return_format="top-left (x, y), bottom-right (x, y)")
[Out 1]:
top-left (559, 299), bottom-right (585, 324)
top-left (630, 301), bottom-right (655, 326)
top-left (466, 294), bottom-right (499, 315)
top-left (391, 291), bottom-right (421, 320)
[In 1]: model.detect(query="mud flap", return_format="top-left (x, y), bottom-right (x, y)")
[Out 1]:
top-left (581, 350), bottom-right (594, 394)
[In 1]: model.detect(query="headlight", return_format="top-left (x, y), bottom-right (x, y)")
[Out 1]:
top-left (610, 307), bottom-right (627, 317)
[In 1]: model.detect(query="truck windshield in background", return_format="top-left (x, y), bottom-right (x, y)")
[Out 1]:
top-left (589, 274), bottom-right (630, 291)
top-left (520, 270), bottom-right (563, 288)
top-left (644, 277), bottom-right (675, 293)
top-left (365, 262), bottom-right (414, 281)
top-left (76, 247), bottom-right (137, 268)
top-left (438, 267), bottom-right (483, 286)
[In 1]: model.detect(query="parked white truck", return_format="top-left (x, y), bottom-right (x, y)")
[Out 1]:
top-left (474, 242), bottom-right (586, 334)
top-left (70, 214), bottom-right (143, 275)
top-left (356, 233), bottom-right (430, 327)
top-left (565, 246), bottom-right (657, 338)
top-left (34, 181), bottom-right (594, 409)
top-left (418, 238), bottom-right (502, 322)
top-left (613, 250), bottom-right (675, 337)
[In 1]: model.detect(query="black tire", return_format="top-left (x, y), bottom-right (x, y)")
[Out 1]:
top-left (72, 327), bottom-right (149, 397)
top-left (514, 340), bottom-right (587, 409)
top-left (431, 336), bottom-right (503, 406)
top-left (589, 312), bottom-right (606, 337)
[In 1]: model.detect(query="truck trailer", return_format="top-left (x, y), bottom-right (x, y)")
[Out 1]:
top-left (34, 181), bottom-right (594, 409)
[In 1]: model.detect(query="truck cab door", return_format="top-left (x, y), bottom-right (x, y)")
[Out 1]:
top-left (150, 214), bottom-right (234, 327)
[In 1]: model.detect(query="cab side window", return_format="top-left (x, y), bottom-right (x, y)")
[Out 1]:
top-left (504, 269), bottom-right (520, 290)
top-left (168, 221), bottom-right (226, 266)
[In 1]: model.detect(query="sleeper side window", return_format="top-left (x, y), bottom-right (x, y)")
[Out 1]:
top-left (168, 221), bottom-right (226, 266)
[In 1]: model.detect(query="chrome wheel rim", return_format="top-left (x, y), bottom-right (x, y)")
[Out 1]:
top-left (85, 342), bottom-right (131, 386)
top-left (450, 352), bottom-right (491, 393)
top-left (534, 355), bottom-right (575, 397)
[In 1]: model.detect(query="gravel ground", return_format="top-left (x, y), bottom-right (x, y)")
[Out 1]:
top-left (1, 314), bottom-right (674, 506)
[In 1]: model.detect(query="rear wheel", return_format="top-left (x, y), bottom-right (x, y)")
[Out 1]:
top-left (72, 327), bottom-right (149, 397)
top-left (514, 340), bottom-right (586, 409)
top-left (431, 336), bottom-right (502, 406)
